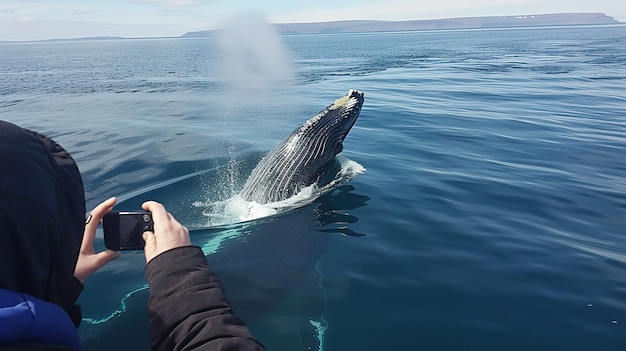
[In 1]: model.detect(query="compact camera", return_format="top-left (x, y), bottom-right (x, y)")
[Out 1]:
top-left (103, 211), bottom-right (153, 250)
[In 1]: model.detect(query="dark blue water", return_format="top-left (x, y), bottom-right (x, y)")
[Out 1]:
top-left (1, 25), bottom-right (626, 350)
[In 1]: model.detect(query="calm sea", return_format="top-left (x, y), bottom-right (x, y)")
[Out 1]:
top-left (1, 24), bottom-right (626, 350)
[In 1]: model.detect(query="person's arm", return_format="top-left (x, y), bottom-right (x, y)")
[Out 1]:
top-left (142, 201), bottom-right (265, 351)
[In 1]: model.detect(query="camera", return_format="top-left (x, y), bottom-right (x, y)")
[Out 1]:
top-left (103, 211), bottom-right (153, 250)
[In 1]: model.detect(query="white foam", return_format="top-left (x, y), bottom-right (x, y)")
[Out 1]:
top-left (193, 156), bottom-right (365, 227)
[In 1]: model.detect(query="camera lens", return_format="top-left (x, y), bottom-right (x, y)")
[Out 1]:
top-left (143, 214), bottom-right (151, 222)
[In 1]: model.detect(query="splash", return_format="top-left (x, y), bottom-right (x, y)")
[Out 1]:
top-left (216, 12), bottom-right (293, 92)
top-left (212, 12), bottom-right (296, 203)
top-left (193, 156), bottom-right (365, 227)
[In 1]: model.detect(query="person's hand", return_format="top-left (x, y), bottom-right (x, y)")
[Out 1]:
top-left (141, 201), bottom-right (191, 264)
top-left (74, 197), bottom-right (121, 283)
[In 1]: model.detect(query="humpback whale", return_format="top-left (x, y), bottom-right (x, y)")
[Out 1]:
top-left (240, 89), bottom-right (365, 204)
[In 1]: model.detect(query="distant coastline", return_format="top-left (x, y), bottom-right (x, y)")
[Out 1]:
top-left (1, 12), bottom-right (621, 43)
top-left (43, 36), bottom-right (126, 42)
top-left (182, 12), bottom-right (620, 37)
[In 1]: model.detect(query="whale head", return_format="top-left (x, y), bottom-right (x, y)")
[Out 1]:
top-left (240, 89), bottom-right (365, 204)
top-left (296, 89), bottom-right (364, 157)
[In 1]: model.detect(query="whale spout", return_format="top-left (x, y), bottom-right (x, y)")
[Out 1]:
top-left (239, 89), bottom-right (365, 204)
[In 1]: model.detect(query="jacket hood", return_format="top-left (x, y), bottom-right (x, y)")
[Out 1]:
top-left (0, 120), bottom-right (86, 325)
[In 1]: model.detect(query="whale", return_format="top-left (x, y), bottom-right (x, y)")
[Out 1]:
top-left (239, 89), bottom-right (365, 204)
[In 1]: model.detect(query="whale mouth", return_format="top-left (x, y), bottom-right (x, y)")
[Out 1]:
top-left (314, 89), bottom-right (364, 142)
top-left (300, 89), bottom-right (364, 136)
top-left (331, 89), bottom-right (364, 109)
top-left (324, 89), bottom-right (364, 150)
top-left (340, 89), bottom-right (364, 135)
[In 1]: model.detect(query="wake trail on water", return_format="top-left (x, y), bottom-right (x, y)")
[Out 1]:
top-left (193, 156), bottom-right (365, 227)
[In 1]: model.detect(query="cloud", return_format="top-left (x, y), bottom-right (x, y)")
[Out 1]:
top-left (0, 8), bottom-right (15, 14)
top-left (133, 0), bottom-right (212, 7)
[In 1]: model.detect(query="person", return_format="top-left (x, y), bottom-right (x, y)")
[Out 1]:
top-left (0, 120), bottom-right (265, 350)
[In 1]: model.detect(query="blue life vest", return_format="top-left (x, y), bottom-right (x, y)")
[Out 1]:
top-left (0, 288), bottom-right (81, 350)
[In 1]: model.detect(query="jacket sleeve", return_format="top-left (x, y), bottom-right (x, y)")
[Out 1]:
top-left (144, 246), bottom-right (266, 351)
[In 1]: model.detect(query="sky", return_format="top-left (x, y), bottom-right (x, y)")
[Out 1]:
top-left (0, 0), bottom-right (624, 41)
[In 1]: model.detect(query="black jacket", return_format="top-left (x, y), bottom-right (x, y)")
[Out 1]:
top-left (1, 121), bottom-right (264, 350)
top-left (0, 120), bottom-right (85, 349)
top-left (145, 246), bottom-right (266, 351)
top-left (0, 120), bottom-right (86, 325)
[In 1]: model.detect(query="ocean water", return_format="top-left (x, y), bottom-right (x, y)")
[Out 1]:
top-left (1, 24), bottom-right (626, 350)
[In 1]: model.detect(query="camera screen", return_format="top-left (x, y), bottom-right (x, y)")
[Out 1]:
top-left (103, 211), bottom-right (152, 250)
top-left (119, 215), bottom-right (145, 248)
